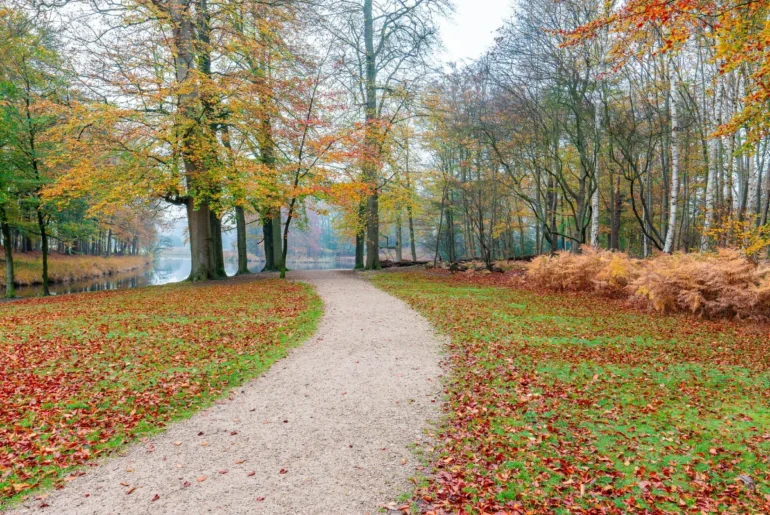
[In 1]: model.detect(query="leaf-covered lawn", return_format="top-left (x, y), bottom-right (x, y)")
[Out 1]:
top-left (0, 279), bottom-right (321, 503)
top-left (372, 271), bottom-right (770, 515)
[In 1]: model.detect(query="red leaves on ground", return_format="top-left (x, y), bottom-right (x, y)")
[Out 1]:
top-left (0, 279), bottom-right (319, 501)
top-left (375, 271), bottom-right (770, 515)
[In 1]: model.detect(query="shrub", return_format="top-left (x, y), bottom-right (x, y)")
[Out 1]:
top-left (527, 247), bottom-right (770, 319)
top-left (631, 249), bottom-right (770, 319)
top-left (527, 246), bottom-right (640, 293)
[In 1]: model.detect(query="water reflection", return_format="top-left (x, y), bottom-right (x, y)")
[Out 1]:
top-left (13, 256), bottom-right (354, 298)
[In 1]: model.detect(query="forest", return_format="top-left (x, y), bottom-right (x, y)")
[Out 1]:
top-left (2, 0), bottom-right (770, 512)
top-left (2, 0), bottom-right (770, 292)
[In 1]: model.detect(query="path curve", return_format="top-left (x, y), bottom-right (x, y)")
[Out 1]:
top-left (8, 271), bottom-right (443, 515)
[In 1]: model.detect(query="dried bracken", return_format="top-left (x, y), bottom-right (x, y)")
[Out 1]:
top-left (529, 248), bottom-right (770, 319)
top-left (528, 247), bottom-right (640, 294)
top-left (631, 249), bottom-right (770, 319)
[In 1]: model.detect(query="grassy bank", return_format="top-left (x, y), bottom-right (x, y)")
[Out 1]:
top-left (0, 251), bottom-right (152, 288)
top-left (372, 270), bottom-right (770, 514)
top-left (0, 278), bottom-right (321, 504)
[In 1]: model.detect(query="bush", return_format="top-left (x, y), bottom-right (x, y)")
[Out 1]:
top-left (631, 249), bottom-right (770, 319)
top-left (528, 247), bottom-right (770, 319)
top-left (527, 246), bottom-right (639, 293)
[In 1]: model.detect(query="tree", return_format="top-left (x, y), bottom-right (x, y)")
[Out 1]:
top-left (320, 0), bottom-right (447, 269)
top-left (0, 8), bottom-right (71, 296)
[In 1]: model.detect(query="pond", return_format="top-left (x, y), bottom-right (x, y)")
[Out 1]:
top-left (13, 256), bottom-right (355, 298)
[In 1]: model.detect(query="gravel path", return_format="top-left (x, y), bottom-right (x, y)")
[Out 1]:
top-left (7, 270), bottom-right (443, 515)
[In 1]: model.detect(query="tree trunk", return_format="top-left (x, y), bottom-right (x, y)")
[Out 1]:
top-left (262, 215), bottom-right (275, 271)
top-left (365, 192), bottom-right (380, 269)
top-left (271, 214), bottom-right (282, 271)
top-left (395, 214), bottom-right (403, 263)
top-left (363, 0), bottom-right (380, 270)
top-left (37, 210), bottom-right (50, 296)
top-left (664, 66), bottom-right (680, 254)
top-left (701, 117), bottom-right (719, 250)
top-left (235, 206), bottom-right (250, 275)
top-left (1, 207), bottom-right (15, 298)
top-left (186, 198), bottom-right (219, 281)
top-left (209, 211), bottom-right (226, 278)
top-left (590, 95), bottom-right (601, 248)
top-left (610, 177), bottom-right (622, 250)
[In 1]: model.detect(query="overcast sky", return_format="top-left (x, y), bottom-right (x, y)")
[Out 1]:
top-left (438, 0), bottom-right (513, 63)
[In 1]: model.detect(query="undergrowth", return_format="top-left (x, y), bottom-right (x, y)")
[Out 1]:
top-left (528, 247), bottom-right (770, 319)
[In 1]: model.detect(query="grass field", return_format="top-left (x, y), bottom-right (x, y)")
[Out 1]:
top-left (0, 278), bottom-right (321, 504)
top-left (372, 270), bottom-right (770, 515)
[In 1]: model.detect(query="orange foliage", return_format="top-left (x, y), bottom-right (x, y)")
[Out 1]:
top-left (528, 247), bottom-right (640, 293)
top-left (631, 249), bottom-right (770, 319)
top-left (529, 247), bottom-right (770, 319)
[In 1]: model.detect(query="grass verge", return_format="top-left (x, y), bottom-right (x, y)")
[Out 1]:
top-left (372, 270), bottom-right (770, 515)
top-left (0, 278), bottom-right (321, 505)
top-left (0, 251), bottom-right (152, 288)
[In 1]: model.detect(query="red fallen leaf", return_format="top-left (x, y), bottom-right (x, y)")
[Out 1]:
top-left (219, 470), bottom-right (228, 475)
top-left (196, 475), bottom-right (207, 483)
top-left (230, 431), bottom-right (238, 436)
top-left (709, 448), bottom-right (718, 455)
top-left (40, 503), bottom-right (50, 508)
top-left (256, 496), bottom-right (265, 502)
top-left (126, 487), bottom-right (136, 495)
top-left (151, 494), bottom-right (160, 502)
top-left (279, 469), bottom-right (288, 474)
top-left (198, 432), bottom-right (205, 436)
top-left (183, 481), bottom-right (191, 487)
top-left (247, 471), bottom-right (256, 477)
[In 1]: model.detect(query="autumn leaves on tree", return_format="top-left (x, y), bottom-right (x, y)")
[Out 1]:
top-left (0, 0), bottom-right (448, 287)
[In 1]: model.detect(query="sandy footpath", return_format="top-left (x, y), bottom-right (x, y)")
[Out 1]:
top-left (7, 270), bottom-right (444, 515)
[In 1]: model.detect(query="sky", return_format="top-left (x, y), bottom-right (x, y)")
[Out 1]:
top-left (438, 0), bottom-right (513, 63)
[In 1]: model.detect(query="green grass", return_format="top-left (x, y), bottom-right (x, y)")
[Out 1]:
top-left (372, 270), bottom-right (770, 514)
